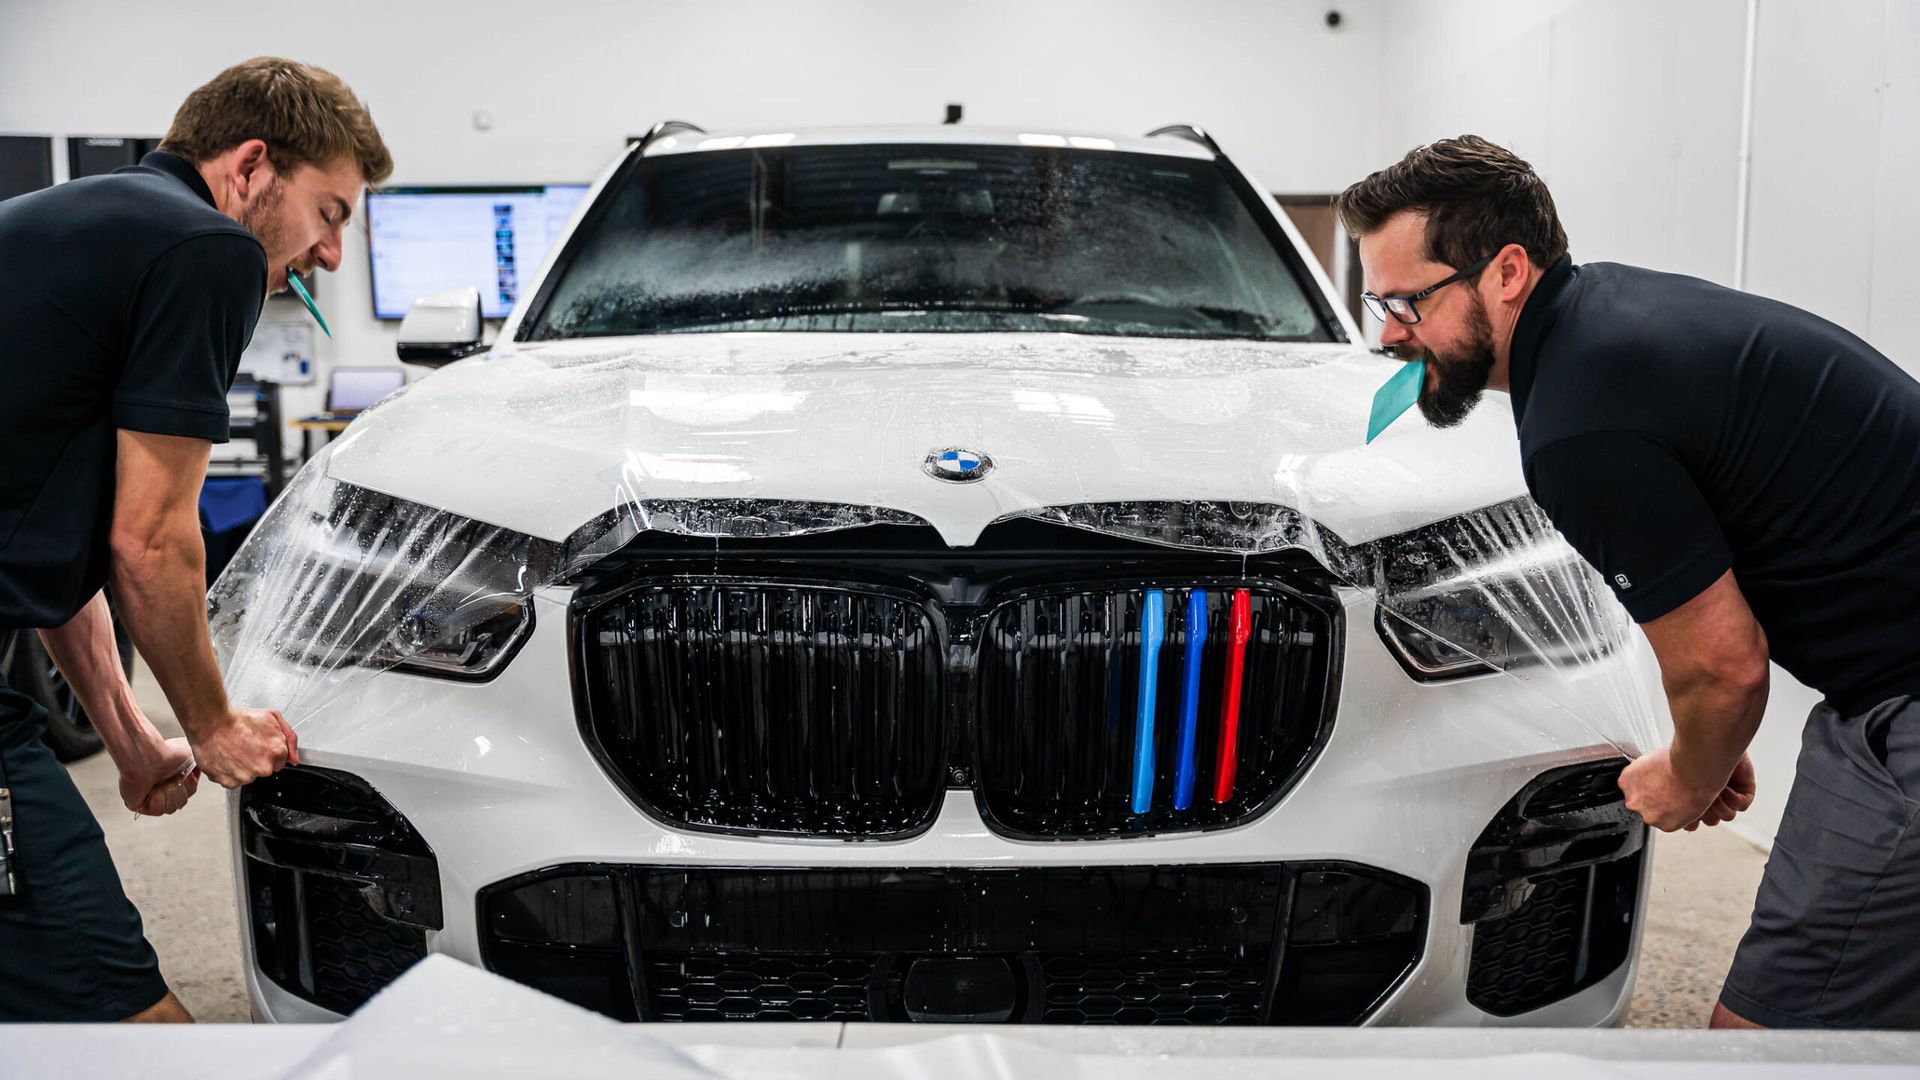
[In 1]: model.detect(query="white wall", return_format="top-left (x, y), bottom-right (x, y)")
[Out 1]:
top-left (1376, 0), bottom-right (1750, 287)
top-left (0, 0), bottom-right (1388, 427)
top-left (1376, 0), bottom-right (1920, 852)
top-left (1735, 0), bottom-right (1920, 851)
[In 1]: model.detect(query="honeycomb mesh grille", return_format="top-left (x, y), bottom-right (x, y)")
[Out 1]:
top-left (304, 875), bottom-right (429, 1015)
top-left (1466, 867), bottom-right (1587, 1015)
top-left (1038, 950), bottom-right (1269, 1025)
top-left (645, 954), bottom-right (873, 1022)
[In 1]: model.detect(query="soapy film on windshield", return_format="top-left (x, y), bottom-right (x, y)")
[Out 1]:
top-left (207, 339), bottom-right (1663, 759)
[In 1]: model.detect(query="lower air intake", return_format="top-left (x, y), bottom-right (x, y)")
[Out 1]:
top-left (1466, 853), bottom-right (1644, 1016)
top-left (1463, 759), bottom-right (1647, 1017)
top-left (241, 766), bottom-right (441, 1015)
top-left (481, 862), bottom-right (1426, 1025)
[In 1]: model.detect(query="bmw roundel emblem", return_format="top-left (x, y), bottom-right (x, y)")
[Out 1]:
top-left (923, 447), bottom-right (993, 483)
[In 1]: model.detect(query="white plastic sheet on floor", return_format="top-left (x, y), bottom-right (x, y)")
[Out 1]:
top-left (4, 957), bottom-right (1916, 1079)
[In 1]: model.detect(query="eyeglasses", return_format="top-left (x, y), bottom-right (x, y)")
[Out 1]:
top-left (1361, 253), bottom-right (1497, 325)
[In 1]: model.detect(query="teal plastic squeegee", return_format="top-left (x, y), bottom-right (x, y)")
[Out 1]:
top-left (1366, 359), bottom-right (1424, 443)
top-left (287, 269), bottom-right (331, 338)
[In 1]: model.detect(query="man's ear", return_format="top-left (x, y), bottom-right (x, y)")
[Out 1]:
top-left (1495, 243), bottom-right (1533, 301)
top-left (230, 139), bottom-right (273, 200)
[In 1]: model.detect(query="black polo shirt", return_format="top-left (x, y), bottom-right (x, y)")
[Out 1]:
top-left (1510, 255), bottom-right (1920, 713)
top-left (0, 151), bottom-right (266, 629)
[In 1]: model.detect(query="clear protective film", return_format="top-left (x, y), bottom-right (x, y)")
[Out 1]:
top-left (1307, 497), bottom-right (1665, 758)
top-left (1009, 496), bottom-right (1665, 760)
top-left (209, 334), bottom-right (1665, 759)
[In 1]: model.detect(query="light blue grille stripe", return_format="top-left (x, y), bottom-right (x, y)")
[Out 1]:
top-left (1130, 589), bottom-right (1166, 815)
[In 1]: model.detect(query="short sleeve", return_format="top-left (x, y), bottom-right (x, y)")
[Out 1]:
top-left (1523, 431), bottom-right (1732, 623)
top-left (114, 233), bottom-right (267, 444)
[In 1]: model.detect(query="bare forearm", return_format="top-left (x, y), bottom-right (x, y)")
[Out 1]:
top-left (37, 591), bottom-right (165, 770)
top-left (110, 527), bottom-right (230, 741)
top-left (1664, 671), bottom-right (1768, 795)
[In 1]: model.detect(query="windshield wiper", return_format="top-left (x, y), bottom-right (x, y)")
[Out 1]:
top-left (1043, 297), bottom-right (1282, 337)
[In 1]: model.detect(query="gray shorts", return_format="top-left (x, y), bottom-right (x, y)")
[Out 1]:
top-left (1722, 695), bottom-right (1920, 1029)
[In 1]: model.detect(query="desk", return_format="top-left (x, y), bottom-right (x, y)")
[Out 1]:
top-left (291, 416), bottom-right (353, 460)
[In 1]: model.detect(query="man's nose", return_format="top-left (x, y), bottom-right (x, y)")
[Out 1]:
top-left (1379, 318), bottom-right (1413, 348)
top-left (312, 229), bottom-right (343, 273)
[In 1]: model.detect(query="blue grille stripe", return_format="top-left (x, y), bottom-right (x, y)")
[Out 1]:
top-left (1131, 589), bottom-right (1166, 814)
top-left (1173, 589), bottom-right (1208, 810)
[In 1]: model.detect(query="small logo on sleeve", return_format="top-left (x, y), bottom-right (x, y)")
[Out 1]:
top-left (1614, 573), bottom-right (1633, 590)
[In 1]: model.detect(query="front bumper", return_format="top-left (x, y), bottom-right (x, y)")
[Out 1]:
top-left (232, 585), bottom-right (1651, 1027)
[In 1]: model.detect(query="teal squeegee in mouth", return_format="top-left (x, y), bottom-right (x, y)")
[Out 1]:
top-left (286, 268), bottom-right (330, 338)
top-left (1366, 358), bottom-right (1425, 444)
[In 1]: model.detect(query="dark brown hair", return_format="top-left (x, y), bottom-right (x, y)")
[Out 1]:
top-left (159, 57), bottom-right (393, 185)
top-left (1333, 135), bottom-right (1566, 273)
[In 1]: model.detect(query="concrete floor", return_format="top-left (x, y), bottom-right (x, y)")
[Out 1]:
top-left (66, 662), bottom-right (1768, 1026)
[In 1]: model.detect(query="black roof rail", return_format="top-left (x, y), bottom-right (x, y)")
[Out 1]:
top-left (1145, 124), bottom-right (1223, 156)
top-left (628, 120), bottom-right (708, 151)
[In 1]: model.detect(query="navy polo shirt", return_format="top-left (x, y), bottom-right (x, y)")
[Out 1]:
top-left (0, 151), bottom-right (266, 629)
top-left (1510, 255), bottom-right (1920, 713)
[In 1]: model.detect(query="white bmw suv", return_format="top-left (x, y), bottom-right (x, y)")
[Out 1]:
top-left (214, 122), bottom-right (1657, 1028)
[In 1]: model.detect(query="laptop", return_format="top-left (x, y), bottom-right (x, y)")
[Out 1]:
top-left (321, 367), bottom-right (406, 419)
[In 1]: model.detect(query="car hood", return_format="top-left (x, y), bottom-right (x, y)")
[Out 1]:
top-left (324, 333), bottom-right (1527, 549)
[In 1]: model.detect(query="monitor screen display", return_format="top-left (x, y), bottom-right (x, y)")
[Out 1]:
top-left (367, 184), bottom-right (590, 319)
top-left (327, 366), bottom-right (406, 412)
top-left (0, 136), bottom-right (54, 201)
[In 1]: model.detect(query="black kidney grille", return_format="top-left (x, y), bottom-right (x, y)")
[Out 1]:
top-left (976, 586), bottom-right (1331, 837)
top-left (580, 583), bottom-right (946, 836)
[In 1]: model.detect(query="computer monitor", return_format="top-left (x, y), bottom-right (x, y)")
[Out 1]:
top-left (67, 136), bottom-right (161, 179)
top-left (0, 136), bottom-right (54, 201)
top-left (326, 366), bottom-right (406, 413)
top-left (366, 184), bottom-right (590, 319)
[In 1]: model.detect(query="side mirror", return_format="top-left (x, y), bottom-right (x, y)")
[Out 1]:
top-left (396, 287), bottom-right (487, 367)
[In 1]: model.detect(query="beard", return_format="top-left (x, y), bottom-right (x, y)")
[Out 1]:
top-left (238, 177), bottom-right (294, 281)
top-left (1411, 294), bottom-right (1496, 428)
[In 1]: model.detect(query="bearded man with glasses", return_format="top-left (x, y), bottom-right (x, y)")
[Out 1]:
top-left (1336, 135), bottom-right (1920, 1031)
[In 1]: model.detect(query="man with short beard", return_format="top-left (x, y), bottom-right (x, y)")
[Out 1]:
top-left (0, 57), bottom-right (391, 1021)
top-left (1335, 136), bottom-right (1920, 1031)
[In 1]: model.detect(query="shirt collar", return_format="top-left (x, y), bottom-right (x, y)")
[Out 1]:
top-left (132, 150), bottom-right (218, 210)
top-left (1507, 253), bottom-right (1577, 427)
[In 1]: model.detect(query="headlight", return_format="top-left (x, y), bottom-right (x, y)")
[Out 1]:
top-left (1367, 501), bottom-right (1619, 682)
top-left (383, 595), bottom-right (533, 679)
top-left (210, 477), bottom-right (544, 682)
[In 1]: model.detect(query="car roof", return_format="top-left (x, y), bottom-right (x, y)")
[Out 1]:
top-left (638, 124), bottom-right (1218, 161)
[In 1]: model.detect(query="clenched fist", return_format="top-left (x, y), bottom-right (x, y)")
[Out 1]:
top-left (1619, 748), bottom-right (1756, 832)
top-left (120, 736), bottom-right (200, 816)
top-left (190, 706), bottom-right (299, 788)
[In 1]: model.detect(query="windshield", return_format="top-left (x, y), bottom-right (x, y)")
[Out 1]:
top-left (519, 143), bottom-right (1333, 343)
